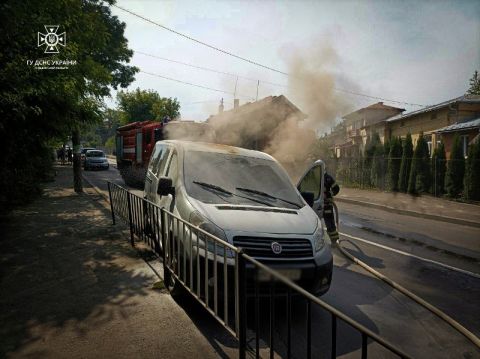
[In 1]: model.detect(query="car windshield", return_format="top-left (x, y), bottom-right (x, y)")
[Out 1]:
top-left (86, 151), bottom-right (104, 158)
top-left (81, 148), bottom-right (94, 154)
top-left (184, 151), bottom-right (303, 209)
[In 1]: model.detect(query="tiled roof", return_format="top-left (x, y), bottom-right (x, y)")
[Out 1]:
top-left (386, 95), bottom-right (480, 123)
top-left (206, 95), bottom-right (306, 121)
top-left (435, 118), bottom-right (480, 133)
top-left (342, 102), bottom-right (405, 119)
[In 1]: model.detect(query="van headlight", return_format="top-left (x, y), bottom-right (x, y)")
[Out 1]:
top-left (313, 222), bottom-right (325, 252)
top-left (189, 211), bottom-right (234, 257)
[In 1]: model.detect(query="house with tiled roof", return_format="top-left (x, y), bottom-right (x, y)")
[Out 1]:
top-left (386, 94), bottom-right (480, 156)
top-left (333, 95), bottom-right (480, 158)
top-left (206, 95), bottom-right (307, 151)
top-left (335, 102), bottom-right (405, 157)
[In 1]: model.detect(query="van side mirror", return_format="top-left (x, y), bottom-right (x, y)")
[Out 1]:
top-left (301, 191), bottom-right (315, 207)
top-left (157, 177), bottom-right (174, 196)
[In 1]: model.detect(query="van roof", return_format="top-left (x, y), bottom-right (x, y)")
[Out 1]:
top-left (162, 140), bottom-right (275, 161)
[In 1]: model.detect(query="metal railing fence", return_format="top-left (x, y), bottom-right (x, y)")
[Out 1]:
top-left (107, 181), bottom-right (411, 359)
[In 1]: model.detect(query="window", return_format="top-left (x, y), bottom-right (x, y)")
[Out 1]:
top-left (148, 144), bottom-right (163, 172)
top-left (155, 146), bottom-right (171, 177)
top-left (183, 151), bottom-right (303, 208)
top-left (400, 119), bottom-right (405, 127)
top-left (166, 151), bottom-right (178, 184)
top-left (461, 135), bottom-right (469, 158)
top-left (424, 135), bottom-right (432, 157)
top-left (431, 113), bottom-right (437, 120)
top-left (145, 130), bottom-right (152, 144)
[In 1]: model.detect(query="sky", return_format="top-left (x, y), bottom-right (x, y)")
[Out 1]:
top-left (109, 0), bottom-right (480, 129)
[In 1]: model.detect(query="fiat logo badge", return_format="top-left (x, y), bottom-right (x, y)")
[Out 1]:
top-left (271, 242), bottom-right (282, 254)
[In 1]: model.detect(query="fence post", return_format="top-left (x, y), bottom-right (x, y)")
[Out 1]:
top-left (126, 192), bottom-right (135, 247)
top-left (107, 182), bottom-right (116, 225)
top-left (238, 251), bottom-right (247, 359)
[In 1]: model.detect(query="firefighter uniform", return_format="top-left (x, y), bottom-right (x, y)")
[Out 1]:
top-left (323, 173), bottom-right (340, 244)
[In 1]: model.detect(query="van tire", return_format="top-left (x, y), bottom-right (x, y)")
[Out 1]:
top-left (164, 233), bottom-right (184, 299)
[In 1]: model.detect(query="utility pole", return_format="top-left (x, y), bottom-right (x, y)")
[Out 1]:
top-left (256, 80), bottom-right (259, 101)
top-left (233, 76), bottom-right (238, 100)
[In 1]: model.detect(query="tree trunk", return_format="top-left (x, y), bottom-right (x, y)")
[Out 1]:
top-left (72, 128), bottom-right (83, 193)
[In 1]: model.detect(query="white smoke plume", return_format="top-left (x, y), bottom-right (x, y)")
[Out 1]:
top-left (166, 42), bottom-right (355, 179)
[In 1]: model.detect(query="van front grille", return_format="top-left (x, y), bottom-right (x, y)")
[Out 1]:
top-left (233, 236), bottom-right (313, 258)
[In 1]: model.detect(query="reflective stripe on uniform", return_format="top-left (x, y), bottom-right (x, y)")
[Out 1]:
top-left (327, 230), bottom-right (339, 241)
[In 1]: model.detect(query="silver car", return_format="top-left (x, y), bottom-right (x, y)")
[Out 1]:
top-left (144, 140), bottom-right (333, 296)
top-left (84, 150), bottom-right (109, 171)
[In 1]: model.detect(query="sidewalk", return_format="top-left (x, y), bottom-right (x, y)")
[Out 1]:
top-left (0, 166), bottom-right (232, 358)
top-left (336, 187), bottom-right (480, 228)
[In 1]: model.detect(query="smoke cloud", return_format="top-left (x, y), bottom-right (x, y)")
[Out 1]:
top-left (286, 43), bottom-right (353, 132)
top-left (166, 42), bottom-right (355, 179)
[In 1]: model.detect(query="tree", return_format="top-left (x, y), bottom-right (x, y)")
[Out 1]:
top-left (363, 133), bottom-right (382, 188)
top-left (153, 97), bottom-right (181, 121)
top-left (383, 139), bottom-right (391, 159)
top-left (387, 137), bottom-right (402, 191)
top-left (408, 133), bottom-right (431, 194)
top-left (0, 0), bottom-right (138, 203)
top-left (105, 135), bottom-right (116, 155)
top-left (445, 134), bottom-right (465, 197)
top-left (466, 70), bottom-right (480, 95)
top-left (464, 141), bottom-right (480, 200)
top-left (398, 133), bottom-right (413, 192)
top-left (431, 142), bottom-right (447, 196)
top-left (117, 88), bottom-right (181, 124)
top-left (370, 138), bottom-right (385, 188)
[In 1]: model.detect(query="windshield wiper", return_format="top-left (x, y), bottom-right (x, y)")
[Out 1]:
top-left (236, 187), bottom-right (302, 208)
top-left (193, 181), bottom-right (233, 195)
top-left (193, 181), bottom-right (274, 207)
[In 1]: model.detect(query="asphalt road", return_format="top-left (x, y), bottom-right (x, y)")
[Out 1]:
top-left (83, 162), bottom-right (480, 358)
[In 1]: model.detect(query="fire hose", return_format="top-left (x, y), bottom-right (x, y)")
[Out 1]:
top-left (331, 201), bottom-right (480, 348)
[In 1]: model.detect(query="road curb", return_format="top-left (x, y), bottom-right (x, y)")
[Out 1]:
top-left (336, 197), bottom-right (480, 229)
top-left (81, 173), bottom-right (110, 205)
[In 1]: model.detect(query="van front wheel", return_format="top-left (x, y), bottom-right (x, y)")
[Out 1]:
top-left (164, 238), bottom-right (184, 299)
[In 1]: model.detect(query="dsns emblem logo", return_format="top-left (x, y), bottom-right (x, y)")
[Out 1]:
top-left (38, 25), bottom-right (66, 54)
top-left (271, 242), bottom-right (282, 255)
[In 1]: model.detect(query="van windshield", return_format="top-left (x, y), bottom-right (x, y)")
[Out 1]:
top-left (184, 151), bottom-right (303, 209)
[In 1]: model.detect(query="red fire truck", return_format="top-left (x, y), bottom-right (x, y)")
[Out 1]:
top-left (116, 120), bottom-right (215, 187)
top-left (115, 121), bottom-right (164, 187)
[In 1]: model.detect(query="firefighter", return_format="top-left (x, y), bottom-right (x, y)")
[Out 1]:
top-left (323, 172), bottom-right (340, 244)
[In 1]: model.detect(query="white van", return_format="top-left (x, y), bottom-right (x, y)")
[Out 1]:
top-left (144, 140), bottom-right (333, 296)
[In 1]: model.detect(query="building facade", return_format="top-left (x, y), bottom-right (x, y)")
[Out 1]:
top-left (334, 95), bottom-right (480, 159)
top-left (386, 95), bottom-right (480, 154)
top-left (335, 102), bottom-right (405, 157)
top-left (434, 118), bottom-right (480, 158)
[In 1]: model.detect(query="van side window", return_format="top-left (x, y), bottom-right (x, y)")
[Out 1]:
top-left (148, 145), bottom-right (162, 171)
top-left (155, 147), bottom-right (171, 177)
top-left (166, 151), bottom-right (178, 184)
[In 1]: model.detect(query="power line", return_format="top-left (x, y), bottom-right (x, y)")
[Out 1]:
top-left (115, 4), bottom-right (426, 108)
top-left (332, 88), bottom-right (425, 107)
top-left (113, 3), bottom-right (289, 76)
top-left (139, 70), bottom-right (255, 100)
top-left (138, 50), bottom-right (424, 107)
top-left (135, 50), bottom-right (290, 89)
